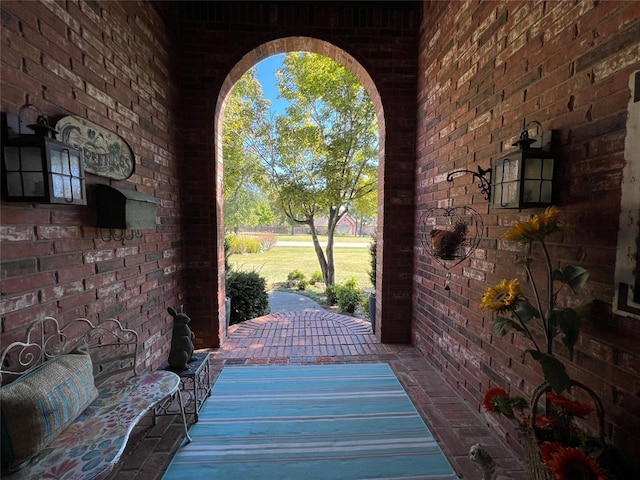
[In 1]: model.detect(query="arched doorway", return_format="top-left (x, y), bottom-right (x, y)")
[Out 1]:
top-left (215, 38), bottom-right (385, 343)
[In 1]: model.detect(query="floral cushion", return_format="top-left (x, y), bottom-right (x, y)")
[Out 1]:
top-left (0, 352), bottom-right (99, 471)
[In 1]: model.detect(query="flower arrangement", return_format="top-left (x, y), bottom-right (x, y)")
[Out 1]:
top-left (479, 207), bottom-right (634, 479)
top-left (482, 386), bottom-right (610, 480)
top-left (480, 206), bottom-right (591, 394)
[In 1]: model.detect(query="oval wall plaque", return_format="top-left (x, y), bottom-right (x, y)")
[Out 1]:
top-left (55, 116), bottom-right (135, 180)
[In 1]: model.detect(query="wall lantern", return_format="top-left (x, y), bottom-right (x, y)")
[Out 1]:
top-left (446, 121), bottom-right (556, 210)
top-left (491, 121), bottom-right (556, 209)
top-left (1, 104), bottom-right (86, 205)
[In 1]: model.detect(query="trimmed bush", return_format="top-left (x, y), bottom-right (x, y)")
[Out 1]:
top-left (335, 277), bottom-right (363, 314)
top-left (226, 270), bottom-right (269, 324)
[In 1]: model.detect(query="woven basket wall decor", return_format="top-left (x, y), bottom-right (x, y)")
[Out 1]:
top-left (419, 206), bottom-right (484, 288)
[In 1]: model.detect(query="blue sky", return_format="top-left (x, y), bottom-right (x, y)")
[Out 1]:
top-left (255, 53), bottom-right (288, 116)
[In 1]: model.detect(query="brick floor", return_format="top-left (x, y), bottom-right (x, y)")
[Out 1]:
top-left (108, 311), bottom-right (527, 479)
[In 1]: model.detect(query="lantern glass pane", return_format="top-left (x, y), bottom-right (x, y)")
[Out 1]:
top-left (6, 172), bottom-right (23, 196)
top-left (21, 147), bottom-right (42, 171)
top-left (502, 158), bottom-right (519, 181)
top-left (4, 147), bottom-right (20, 170)
top-left (71, 178), bottom-right (82, 198)
top-left (24, 172), bottom-right (45, 196)
top-left (502, 180), bottom-right (519, 206)
top-left (524, 158), bottom-right (542, 178)
top-left (492, 155), bottom-right (521, 207)
top-left (69, 152), bottom-right (81, 176)
top-left (61, 149), bottom-right (71, 175)
top-left (523, 180), bottom-right (541, 202)
top-left (542, 159), bottom-right (554, 179)
top-left (52, 173), bottom-right (64, 198)
top-left (50, 148), bottom-right (63, 173)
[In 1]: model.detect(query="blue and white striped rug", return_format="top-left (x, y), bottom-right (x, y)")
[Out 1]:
top-left (162, 363), bottom-right (459, 479)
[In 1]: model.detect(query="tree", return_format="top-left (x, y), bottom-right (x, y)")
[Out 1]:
top-left (352, 187), bottom-right (377, 236)
top-left (223, 53), bottom-right (378, 285)
top-left (222, 69), bottom-right (273, 231)
top-left (225, 187), bottom-right (275, 234)
top-left (264, 53), bottom-right (378, 285)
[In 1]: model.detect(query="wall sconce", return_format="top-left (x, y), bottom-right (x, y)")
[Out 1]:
top-left (446, 121), bottom-right (556, 210)
top-left (1, 104), bottom-right (86, 205)
top-left (491, 121), bottom-right (556, 209)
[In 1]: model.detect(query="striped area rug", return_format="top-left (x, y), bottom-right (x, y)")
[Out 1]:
top-left (162, 363), bottom-right (459, 480)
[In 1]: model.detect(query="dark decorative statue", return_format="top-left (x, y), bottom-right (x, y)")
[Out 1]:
top-left (167, 306), bottom-right (195, 370)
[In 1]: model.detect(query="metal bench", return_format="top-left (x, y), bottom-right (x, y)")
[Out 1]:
top-left (0, 316), bottom-right (191, 479)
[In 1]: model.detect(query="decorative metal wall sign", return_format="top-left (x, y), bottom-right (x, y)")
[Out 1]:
top-left (55, 116), bottom-right (135, 180)
top-left (419, 206), bottom-right (484, 289)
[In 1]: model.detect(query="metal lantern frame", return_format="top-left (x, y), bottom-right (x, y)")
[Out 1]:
top-left (1, 105), bottom-right (86, 205)
top-left (491, 122), bottom-right (556, 209)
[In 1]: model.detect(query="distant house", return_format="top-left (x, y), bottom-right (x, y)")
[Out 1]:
top-left (312, 215), bottom-right (375, 236)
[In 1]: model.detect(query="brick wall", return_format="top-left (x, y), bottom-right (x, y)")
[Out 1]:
top-left (416, 0), bottom-right (640, 459)
top-left (166, 1), bottom-right (420, 345)
top-left (0, 0), bottom-right (184, 371)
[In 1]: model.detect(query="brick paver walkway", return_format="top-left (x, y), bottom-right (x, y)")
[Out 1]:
top-left (108, 311), bottom-right (527, 480)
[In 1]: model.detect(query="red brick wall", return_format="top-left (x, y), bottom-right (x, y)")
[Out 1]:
top-left (0, 1), bottom-right (184, 370)
top-left (416, 0), bottom-right (640, 458)
top-left (167, 1), bottom-right (420, 345)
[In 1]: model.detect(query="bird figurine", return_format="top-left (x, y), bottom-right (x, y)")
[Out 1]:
top-left (430, 219), bottom-right (467, 259)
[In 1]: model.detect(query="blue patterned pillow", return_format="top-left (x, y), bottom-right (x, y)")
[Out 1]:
top-left (0, 352), bottom-right (99, 471)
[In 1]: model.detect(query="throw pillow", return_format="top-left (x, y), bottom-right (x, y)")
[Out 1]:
top-left (0, 352), bottom-right (99, 472)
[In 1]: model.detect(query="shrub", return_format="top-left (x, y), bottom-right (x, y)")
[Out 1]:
top-left (287, 269), bottom-right (306, 289)
top-left (226, 270), bottom-right (269, 324)
top-left (368, 236), bottom-right (377, 289)
top-left (259, 232), bottom-right (277, 251)
top-left (325, 285), bottom-right (338, 305)
top-left (309, 271), bottom-right (323, 285)
top-left (287, 270), bottom-right (305, 282)
top-left (227, 235), bottom-right (261, 254)
top-left (335, 277), bottom-right (363, 314)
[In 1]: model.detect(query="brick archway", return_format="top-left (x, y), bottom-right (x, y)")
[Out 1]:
top-left (215, 38), bottom-right (386, 343)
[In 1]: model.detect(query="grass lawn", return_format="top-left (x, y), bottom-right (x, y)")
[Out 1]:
top-left (228, 245), bottom-right (372, 291)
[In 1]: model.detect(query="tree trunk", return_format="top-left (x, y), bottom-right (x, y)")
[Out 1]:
top-left (307, 221), bottom-right (330, 284)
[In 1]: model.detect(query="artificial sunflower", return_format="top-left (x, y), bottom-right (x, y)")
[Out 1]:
top-left (502, 206), bottom-right (561, 243)
top-left (479, 278), bottom-right (521, 312)
top-left (542, 444), bottom-right (608, 480)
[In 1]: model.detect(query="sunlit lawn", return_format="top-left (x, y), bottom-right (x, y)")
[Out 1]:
top-left (228, 245), bottom-right (371, 291)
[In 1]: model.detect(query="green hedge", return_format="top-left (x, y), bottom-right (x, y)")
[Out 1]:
top-left (226, 270), bottom-right (269, 324)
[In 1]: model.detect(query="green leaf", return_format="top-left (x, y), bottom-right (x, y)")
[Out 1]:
top-left (493, 316), bottom-right (524, 337)
top-left (527, 350), bottom-right (571, 393)
top-left (555, 308), bottom-right (582, 354)
top-left (513, 299), bottom-right (539, 322)
top-left (494, 396), bottom-right (515, 419)
top-left (552, 265), bottom-right (589, 294)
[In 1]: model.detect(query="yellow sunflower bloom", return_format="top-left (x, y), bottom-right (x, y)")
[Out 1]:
top-left (502, 206), bottom-right (561, 243)
top-left (480, 278), bottom-right (521, 311)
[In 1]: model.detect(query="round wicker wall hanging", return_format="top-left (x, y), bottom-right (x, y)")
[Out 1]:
top-left (419, 206), bottom-right (484, 289)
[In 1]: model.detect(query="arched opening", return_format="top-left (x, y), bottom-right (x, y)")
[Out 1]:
top-left (214, 37), bottom-right (386, 343)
